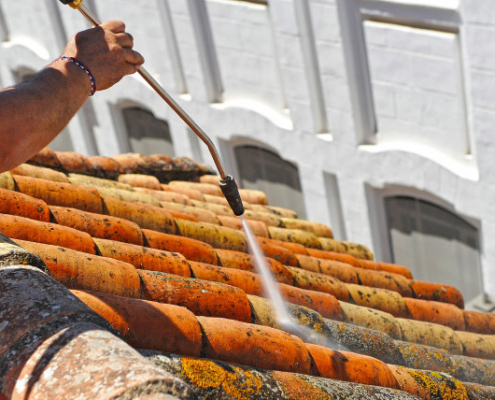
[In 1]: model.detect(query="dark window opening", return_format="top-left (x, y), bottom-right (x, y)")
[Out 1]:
top-left (385, 196), bottom-right (482, 302)
top-left (235, 145), bottom-right (305, 218)
top-left (123, 107), bottom-right (175, 157)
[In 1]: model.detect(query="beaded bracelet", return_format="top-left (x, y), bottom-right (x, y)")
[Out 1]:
top-left (56, 56), bottom-right (96, 96)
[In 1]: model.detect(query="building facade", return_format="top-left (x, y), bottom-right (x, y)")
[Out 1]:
top-left (1, 0), bottom-right (494, 307)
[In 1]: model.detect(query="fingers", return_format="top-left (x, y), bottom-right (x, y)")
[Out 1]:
top-left (115, 32), bottom-right (134, 49)
top-left (123, 48), bottom-right (145, 68)
top-left (101, 20), bottom-right (126, 33)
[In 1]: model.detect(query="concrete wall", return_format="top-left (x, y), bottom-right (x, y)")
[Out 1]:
top-left (1, 0), bottom-right (495, 299)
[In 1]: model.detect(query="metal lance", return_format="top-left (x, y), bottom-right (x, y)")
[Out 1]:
top-left (58, 0), bottom-right (245, 216)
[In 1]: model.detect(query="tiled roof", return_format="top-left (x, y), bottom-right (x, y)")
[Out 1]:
top-left (1, 148), bottom-right (495, 399)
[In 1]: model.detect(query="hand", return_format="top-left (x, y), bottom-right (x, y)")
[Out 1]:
top-left (62, 20), bottom-right (145, 91)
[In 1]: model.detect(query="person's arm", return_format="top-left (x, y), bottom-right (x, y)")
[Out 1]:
top-left (0, 20), bottom-right (144, 173)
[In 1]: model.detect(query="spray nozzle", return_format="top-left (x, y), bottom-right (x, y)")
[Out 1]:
top-left (219, 175), bottom-right (245, 216)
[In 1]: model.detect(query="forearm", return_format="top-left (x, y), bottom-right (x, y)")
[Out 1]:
top-left (0, 60), bottom-right (90, 172)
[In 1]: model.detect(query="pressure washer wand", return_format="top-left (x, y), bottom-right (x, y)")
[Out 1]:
top-left (58, 0), bottom-right (244, 216)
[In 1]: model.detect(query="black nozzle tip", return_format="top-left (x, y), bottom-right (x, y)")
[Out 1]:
top-left (59, 0), bottom-right (75, 3)
top-left (219, 175), bottom-right (245, 216)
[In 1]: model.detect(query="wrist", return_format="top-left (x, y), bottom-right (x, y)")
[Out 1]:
top-left (54, 56), bottom-right (97, 96)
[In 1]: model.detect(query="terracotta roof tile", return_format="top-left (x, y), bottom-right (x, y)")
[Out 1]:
top-left (324, 319), bottom-right (405, 365)
top-left (287, 265), bottom-right (351, 301)
top-left (463, 309), bottom-right (495, 334)
top-left (56, 151), bottom-right (94, 175)
top-left (136, 187), bottom-right (193, 205)
top-left (119, 174), bottom-right (162, 190)
top-left (397, 318), bottom-right (464, 355)
top-left (255, 237), bottom-right (300, 266)
top-left (198, 316), bottom-right (312, 373)
top-left (14, 239), bottom-right (141, 298)
top-left (268, 226), bottom-right (322, 249)
top-left (68, 172), bottom-right (134, 190)
top-left (138, 270), bottom-right (252, 322)
top-left (404, 297), bottom-right (466, 330)
top-left (217, 214), bottom-right (269, 237)
top-left (27, 146), bottom-right (62, 170)
top-left (191, 198), bottom-right (233, 216)
top-left (13, 175), bottom-right (103, 214)
top-left (296, 253), bottom-right (359, 283)
top-left (411, 280), bottom-right (464, 309)
top-left (103, 198), bottom-right (178, 234)
top-left (49, 205), bottom-right (145, 246)
top-left (339, 300), bottom-right (403, 338)
top-left (0, 213), bottom-right (97, 254)
top-left (175, 219), bottom-right (247, 252)
top-left (94, 238), bottom-right (192, 277)
top-left (162, 184), bottom-right (205, 201)
top-left (87, 155), bottom-right (125, 180)
top-left (306, 343), bottom-right (399, 389)
top-left (11, 163), bottom-right (69, 183)
top-left (2, 147), bottom-right (495, 397)
top-left (72, 290), bottom-right (203, 357)
top-left (346, 283), bottom-right (409, 318)
top-left (142, 229), bottom-right (219, 264)
top-left (0, 187), bottom-right (50, 222)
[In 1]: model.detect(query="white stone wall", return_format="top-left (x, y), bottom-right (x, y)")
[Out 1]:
top-left (1, 0), bottom-right (495, 297)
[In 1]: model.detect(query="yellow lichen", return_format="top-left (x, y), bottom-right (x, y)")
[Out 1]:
top-left (273, 371), bottom-right (332, 400)
top-left (182, 358), bottom-right (226, 389)
top-left (408, 370), bottom-right (468, 399)
top-left (313, 322), bottom-right (324, 333)
top-left (223, 367), bottom-right (262, 400)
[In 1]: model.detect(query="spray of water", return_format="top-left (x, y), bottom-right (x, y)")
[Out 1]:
top-left (240, 216), bottom-right (340, 347)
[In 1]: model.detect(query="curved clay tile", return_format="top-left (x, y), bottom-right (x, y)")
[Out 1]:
top-left (281, 217), bottom-right (334, 238)
top-left (72, 290), bottom-right (203, 357)
top-left (143, 229), bottom-right (219, 265)
top-left (118, 173), bottom-right (162, 190)
top-left (14, 175), bottom-right (103, 214)
top-left (27, 146), bottom-right (62, 170)
top-left (102, 197), bottom-right (178, 234)
top-left (56, 151), bottom-right (94, 175)
top-left (339, 301), bottom-right (403, 339)
top-left (11, 163), bottom-right (69, 183)
top-left (404, 298), bottom-right (466, 331)
top-left (296, 254), bottom-right (359, 284)
top-left (463, 309), bottom-right (495, 335)
top-left (268, 226), bottom-right (322, 249)
top-left (410, 280), bottom-right (464, 309)
top-left (138, 269), bottom-right (252, 323)
top-left (318, 237), bottom-right (374, 260)
top-left (15, 239), bottom-right (141, 299)
top-left (94, 238), bottom-right (192, 278)
top-left (0, 187), bottom-right (50, 221)
top-left (87, 155), bottom-right (125, 180)
top-left (175, 219), bottom-right (247, 253)
top-left (198, 316), bottom-right (312, 373)
top-left (0, 214), bottom-right (97, 254)
top-left (50, 205), bottom-right (145, 246)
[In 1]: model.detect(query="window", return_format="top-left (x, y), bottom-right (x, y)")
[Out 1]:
top-left (123, 107), bottom-right (175, 157)
top-left (385, 196), bottom-right (482, 302)
top-left (235, 145), bottom-right (305, 218)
